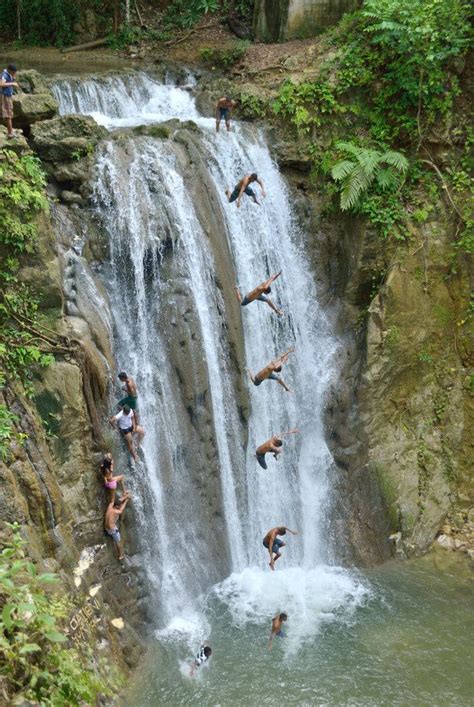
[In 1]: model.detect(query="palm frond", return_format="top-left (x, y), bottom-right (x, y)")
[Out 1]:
top-left (382, 150), bottom-right (409, 173)
top-left (340, 163), bottom-right (371, 211)
top-left (355, 148), bottom-right (381, 177)
top-left (331, 159), bottom-right (355, 181)
top-left (376, 168), bottom-right (400, 190)
top-left (335, 141), bottom-right (362, 158)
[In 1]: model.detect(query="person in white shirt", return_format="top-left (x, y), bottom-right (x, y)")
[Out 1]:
top-left (109, 404), bottom-right (144, 462)
top-left (189, 643), bottom-right (212, 677)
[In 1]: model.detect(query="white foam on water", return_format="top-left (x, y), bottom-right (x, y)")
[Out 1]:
top-left (213, 566), bottom-right (370, 655)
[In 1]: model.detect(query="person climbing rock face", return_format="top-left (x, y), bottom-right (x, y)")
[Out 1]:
top-left (263, 526), bottom-right (298, 570)
top-left (0, 63), bottom-right (18, 138)
top-left (226, 173), bottom-right (266, 208)
top-left (248, 348), bottom-right (294, 393)
top-left (215, 95), bottom-right (236, 132)
top-left (104, 492), bottom-right (130, 561)
top-left (269, 612), bottom-right (288, 649)
top-left (118, 371), bottom-right (138, 419)
top-left (234, 270), bottom-right (283, 316)
top-left (189, 643), bottom-right (212, 677)
top-left (109, 404), bottom-right (144, 463)
top-left (255, 428), bottom-right (298, 470)
top-left (100, 453), bottom-right (127, 503)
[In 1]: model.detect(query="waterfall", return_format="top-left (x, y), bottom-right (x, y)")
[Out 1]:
top-left (54, 73), bottom-right (366, 648)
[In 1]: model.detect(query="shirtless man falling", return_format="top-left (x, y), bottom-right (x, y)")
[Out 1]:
top-left (269, 612), bottom-right (288, 649)
top-left (226, 173), bottom-right (266, 207)
top-left (263, 526), bottom-right (298, 570)
top-left (248, 348), bottom-right (294, 393)
top-left (234, 271), bottom-right (283, 316)
top-left (255, 428), bottom-right (298, 470)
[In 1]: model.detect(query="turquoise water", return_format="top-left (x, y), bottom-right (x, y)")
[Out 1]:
top-left (125, 553), bottom-right (473, 706)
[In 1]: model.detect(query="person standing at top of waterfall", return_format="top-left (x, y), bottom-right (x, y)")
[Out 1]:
top-left (269, 612), bottom-right (288, 649)
top-left (0, 64), bottom-right (18, 139)
top-left (215, 96), bottom-right (236, 132)
top-left (263, 526), bottom-right (298, 570)
top-left (255, 429), bottom-right (298, 470)
top-left (226, 173), bottom-right (266, 208)
top-left (234, 271), bottom-right (283, 316)
top-left (109, 405), bottom-right (144, 463)
top-left (104, 492), bottom-right (130, 561)
top-left (248, 348), bottom-right (294, 393)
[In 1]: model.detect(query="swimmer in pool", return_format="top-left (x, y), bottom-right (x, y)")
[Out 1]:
top-left (255, 428), bottom-right (299, 470)
top-left (248, 348), bottom-right (294, 393)
top-left (225, 173), bottom-right (266, 207)
top-left (269, 612), bottom-right (288, 649)
top-left (263, 526), bottom-right (298, 570)
top-left (234, 271), bottom-right (283, 316)
top-left (189, 643), bottom-right (212, 677)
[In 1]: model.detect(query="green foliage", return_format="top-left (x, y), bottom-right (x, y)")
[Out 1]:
top-left (237, 91), bottom-right (266, 119)
top-left (0, 149), bottom-right (55, 386)
top-left (330, 141), bottom-right (409, 211)
top-left (163, 0), bottom-right (220, 31)
top-left (199, 41), bottom-right (249, 69)
top-left (334, 0), bottom-right (472, 139)
top-left (0, 0), bottom-right (80, 46)
top-left (0, 405), bottom-right (27, 461)
top-left (107, 24), bottom-right (147, 50)
top-left (0, 523), bottom-right (115, 704)
top-left (273, 79), bottom-right (344, 132)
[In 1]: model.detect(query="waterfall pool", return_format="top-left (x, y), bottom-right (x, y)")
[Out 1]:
top-left (124, 552), bottom-right (473, 706)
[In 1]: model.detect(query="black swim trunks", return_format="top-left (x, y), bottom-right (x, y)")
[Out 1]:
top-left (229, 185), bottom-right (256, 203)
top-left (256, 453), bottom-right (267, 469)
top-left (219, 107), bottom-right (229, 119)
top-left (253, 372), bottom-right (278, 386)
top-left (119, 426), bottom-right (133, 436)
top-left (241, 294), bottom-right (268, 307)
top-left (263, 538), bottom-right (284, 553)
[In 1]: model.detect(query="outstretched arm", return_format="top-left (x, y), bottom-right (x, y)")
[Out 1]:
top-left (257, 178), bottom-right (266, 198)
top-left (284, 527), bottom-right (298, 535)
top-left (279, 428), bottom-right (299, 437)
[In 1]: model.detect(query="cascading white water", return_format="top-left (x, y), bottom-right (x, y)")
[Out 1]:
top-left (54, 72), bottom-right (367, 651)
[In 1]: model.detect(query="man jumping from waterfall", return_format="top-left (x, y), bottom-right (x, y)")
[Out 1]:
top-left (234, 271), bottom-right (283, 316)
top-left (248, 348), bottom-right (294, 393)
top-left (226, 173), bottom-right (266, 208)
top-left (109, 405), bottom-right (144, 463)
top-left (255, 429), bottom-right (298, 470)
top-left (263, 526), bottom-right (298, 570)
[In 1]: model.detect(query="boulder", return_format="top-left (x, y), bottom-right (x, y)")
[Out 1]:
top-left (30, 114), bottom-right (106, 188)
top-left (13, 93), bottom-right (58, 129)
top-left (0, 125), bottom-right (29, 154)
top-left (17, 69), bottom-right (50, 95)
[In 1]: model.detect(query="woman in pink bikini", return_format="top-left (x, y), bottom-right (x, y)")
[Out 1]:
top-left (100, 454), bottom-right (127, 503)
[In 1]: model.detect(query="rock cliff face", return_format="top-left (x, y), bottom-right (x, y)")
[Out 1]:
top-left (292, 174), bottom-right (472, 560)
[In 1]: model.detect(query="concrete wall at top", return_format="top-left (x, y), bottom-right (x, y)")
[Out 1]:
top-left (253, 0), bottom-right (360, 42)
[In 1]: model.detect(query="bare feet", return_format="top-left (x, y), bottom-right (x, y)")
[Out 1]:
top-left (225, 188), bottom-right (230, 200)
top-left (269, 560), bottom-right (275, 571)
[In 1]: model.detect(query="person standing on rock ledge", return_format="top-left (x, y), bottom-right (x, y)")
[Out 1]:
top-left (248, 348), bottom-right (294, 393)
top-left (118, 371), bottom-right (139, 420)
top-left (104, 492), bottom-right (130, 561)
top-left (0, 63), bottom-right (18, 139)
top-left (109, 405), bottom-right (144, 463)
top-left (215, 96), bottom-right (236, 132)
top-left (255, 429), bottom-right (298, 470)
top-left (234, 271), bottom-right (283, 316)
top-left (226, 173), bottom-right (266, 207)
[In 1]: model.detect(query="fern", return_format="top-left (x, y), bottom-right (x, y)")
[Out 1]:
top-left (330, 141), bottom-right (408, 212)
